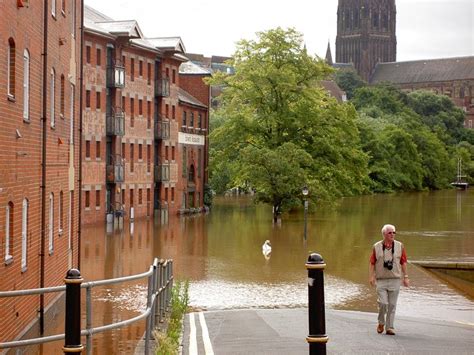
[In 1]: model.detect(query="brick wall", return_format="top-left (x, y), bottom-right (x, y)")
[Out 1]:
top-left (0, 1), bottom-right (82, 343)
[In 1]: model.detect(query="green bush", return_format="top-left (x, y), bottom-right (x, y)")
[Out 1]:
top-left (155, 280), bottom-right (189, 355)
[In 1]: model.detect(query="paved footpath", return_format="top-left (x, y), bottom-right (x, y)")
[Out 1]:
top-left (181, 308), bottom-right (474, 355)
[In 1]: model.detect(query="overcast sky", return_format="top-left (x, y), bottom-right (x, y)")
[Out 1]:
top-left (85, 0), bottom-right (473, 61)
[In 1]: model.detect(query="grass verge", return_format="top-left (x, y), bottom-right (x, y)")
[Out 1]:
top-left (154, 280), bottom-right (189, 355)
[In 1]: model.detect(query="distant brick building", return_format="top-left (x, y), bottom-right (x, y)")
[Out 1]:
top-left (370, 57), bottom-right (474, 129)
top-left (0, 0), bottom-right (82, 344)
top-left (83, 8), bottom-right (210, 224)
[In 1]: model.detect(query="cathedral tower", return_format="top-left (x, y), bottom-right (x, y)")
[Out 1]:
top-left (336, 0), bottom-right (397, 81)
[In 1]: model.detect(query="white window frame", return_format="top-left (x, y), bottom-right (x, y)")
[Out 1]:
top-left (23, 49), bottom-right (30, 120)
top-left (68, 191), bottom-right (73, 251)
top-left (21, 198), bottom-right (28, 271)
top-left (7, 40), bottom-right (14, 97)
top-left (70, 84), bottom-right (74, 143)
top-left (50, 68), bottom-right (55, 128)
top-left (70, 0), bottom-right (75, 38)
top-left (58, 191), bottom-right (63, 235)
top-left (51, 0), bottom-right (56, 17)
top-left (49, 193), bottom-right (54, 254)
top-left (5, 204), bottom-right (13, 263)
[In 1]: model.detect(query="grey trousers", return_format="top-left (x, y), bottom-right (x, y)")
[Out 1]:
top-left (376, 278), bottom-right (401, 329)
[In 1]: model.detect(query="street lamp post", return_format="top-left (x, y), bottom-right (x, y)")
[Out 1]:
top-left (302, 186), bottom-right (309, 241)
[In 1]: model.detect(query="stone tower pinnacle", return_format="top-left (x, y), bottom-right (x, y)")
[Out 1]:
top-left (335, 0), bottom-right (397, 81)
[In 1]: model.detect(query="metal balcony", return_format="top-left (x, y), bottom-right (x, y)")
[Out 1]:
top-left (106, 108), bottom-right (125, 136)
top-left (155, 78), bottom-right (170, 97)
top-left (154, 120), bottom-right (170, 140)
top-left (106, 155), bottom-right (125, 183)
top-left (154, 164), bottom-right (170, 182)
top-left (107, 60), bottom-right (125, 88)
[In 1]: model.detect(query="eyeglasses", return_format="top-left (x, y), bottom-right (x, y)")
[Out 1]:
top-left (387, 231), bottom-right (396, 235)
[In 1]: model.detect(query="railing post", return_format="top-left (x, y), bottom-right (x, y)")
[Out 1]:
top-left (86, 286), bottom-right (92, 355)
top-left (306, 253), bottom-right (328, 355)
top-left (160, 260), bottom-right (165, 320)
top-left (144, 264), bottom-right (154, 355)
top-left (63, 269), bottom-right (84, 354)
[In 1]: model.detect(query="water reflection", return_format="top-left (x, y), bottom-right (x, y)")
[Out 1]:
top-left (40, 189), bottom-right (474, 354)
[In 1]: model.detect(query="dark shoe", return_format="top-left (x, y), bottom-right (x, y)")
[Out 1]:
top-left (377, 324), bottom-right (384, 334)
top-left (386, 328), bottom-right (395, 335)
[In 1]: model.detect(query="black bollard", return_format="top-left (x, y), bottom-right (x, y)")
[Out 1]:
top-left (63, 269), bottom-right (84, 353)
top-left (306, 253), bottom-right (328, 355)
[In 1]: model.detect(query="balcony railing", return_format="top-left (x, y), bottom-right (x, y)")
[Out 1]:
top-left (155, 78), bottom-right (170, 97)
top-left (154, 120), bottom-right (170, 140)
top-left (106, 108), bottom-right (125, 136)
top-left (107, 60), bottom-right (125, 88)
top-left (106, 155), bottom-right (125, 183)
top-left (154, 164), bottom-right (170, 182)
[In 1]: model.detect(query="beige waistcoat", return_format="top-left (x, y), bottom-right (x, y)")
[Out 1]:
top-left (373, 240), bottom-right (403, 279)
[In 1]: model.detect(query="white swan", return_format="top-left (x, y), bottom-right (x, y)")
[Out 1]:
top-left (262, 240), bottom-right (272, 256)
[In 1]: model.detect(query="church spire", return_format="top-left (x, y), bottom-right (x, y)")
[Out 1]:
top-left (325, 40), bottom-right (333, 65)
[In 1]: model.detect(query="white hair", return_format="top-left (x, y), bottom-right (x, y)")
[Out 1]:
top-left (381, 224), bottom-right (396, 235)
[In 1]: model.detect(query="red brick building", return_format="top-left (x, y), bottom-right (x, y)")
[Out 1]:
top-left (83, 10), bottom-right (210, 224)
top-left (145, 38), bottom-right (211, 218)
top-left (82, 6), bottom-right (158, 225)
top-left (0, 0), bottom-right (82, 345)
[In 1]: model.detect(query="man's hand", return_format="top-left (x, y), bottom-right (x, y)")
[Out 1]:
top-left (403, 277), bottom-right (410, 287)
top-left (369, 275), bottom-right (376, 286)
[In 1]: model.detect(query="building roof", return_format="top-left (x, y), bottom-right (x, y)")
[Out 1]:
top-left (85, 5), bottom-right (144, 39)
top-left (84, 5), bottom-right (158, 51)
top-left (333, 62), bottom-right (355, 70)
top-left (370, 56), bottom-right (474, 85)
top-left (145, 37), bottom-right (186, 53)
top-left (180, 61), bottom-right (212, 75)
top-left (178, 88), bottom-right (207, 109)
top-left (320, 80), bottom-right (347, 102)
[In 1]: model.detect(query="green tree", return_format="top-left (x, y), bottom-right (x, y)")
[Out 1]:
top-left (407, 90), bottom-right (470, 145)
top-left (334, 68), bottom-right (366, 99)
top-left (209, 28), bottom-right (369, 220)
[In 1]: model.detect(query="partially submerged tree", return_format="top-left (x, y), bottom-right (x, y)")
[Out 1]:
top-left (209, 28), bottom-right (369, 220)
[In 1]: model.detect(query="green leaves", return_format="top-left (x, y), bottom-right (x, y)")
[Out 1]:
top-left (209, 28), bottom-right (369, 215)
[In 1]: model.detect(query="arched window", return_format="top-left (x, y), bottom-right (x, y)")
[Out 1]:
top-left (50, 68), bottom-right (56, 127)
top-left (60, 74), bottom-right (65, 117)
top-left (59, 191), bottom-right (63, 233)
top-left (7, 38), bottom-right (16, 98)
top-left (49, 193), bottom-right (54, 254)
top-left (21, 198), bottom-right (28, 270)
top-left (23, 49), bottom-right (30, 120)
top-left (5, 202), bottom-right (14, 263)
top-left (188, 164), bottom-right (195, 183)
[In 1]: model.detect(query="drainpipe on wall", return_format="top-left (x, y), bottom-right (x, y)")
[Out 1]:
top-left (39, 0), bottom-right (49, 335)
top-left (77, 0), bottom-right (84, 270)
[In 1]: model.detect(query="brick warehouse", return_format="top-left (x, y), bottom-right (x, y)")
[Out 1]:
top-left (0, 0), bottom-right (82, 346)
top-left (82, 7), bottom-right (210, 224)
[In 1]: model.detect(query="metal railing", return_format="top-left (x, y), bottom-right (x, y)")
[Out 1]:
top-left (155, 77), bottom-right (170, 97)
top-left (106, 108), bottom-right (125, 136)
top-left (154, 164), bottom-right (170, 182)
top-left (0, 258), bottom-right (173, 355)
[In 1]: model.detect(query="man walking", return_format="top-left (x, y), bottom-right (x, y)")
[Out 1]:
top-left (369, 224), bottom-right (410, 335)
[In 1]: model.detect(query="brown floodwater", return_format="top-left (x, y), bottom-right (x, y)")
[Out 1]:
top-left (37, 189), bottom-right (473, 354)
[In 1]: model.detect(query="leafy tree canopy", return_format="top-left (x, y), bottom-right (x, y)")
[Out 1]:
top-left (208, 28), bottom-right (369, 218)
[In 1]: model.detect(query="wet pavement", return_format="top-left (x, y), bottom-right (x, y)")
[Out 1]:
top-left (181, 308), bottom-right (474, 355)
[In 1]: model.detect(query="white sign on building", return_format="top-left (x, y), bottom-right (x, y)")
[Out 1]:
top-left (178, 132), bottom-right (205, 146)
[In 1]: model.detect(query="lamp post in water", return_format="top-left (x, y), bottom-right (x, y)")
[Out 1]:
top-left (302, 185), bottom-right (309, 240)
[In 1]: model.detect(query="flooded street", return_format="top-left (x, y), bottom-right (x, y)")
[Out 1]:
top-left (42, 189), bottom-right (474, 354)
